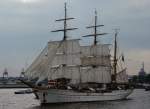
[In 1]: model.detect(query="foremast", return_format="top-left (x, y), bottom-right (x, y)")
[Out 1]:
top-left (51, 2), bottom-right (78, 41)
top-left (49, 3), bottom-right (80, 85)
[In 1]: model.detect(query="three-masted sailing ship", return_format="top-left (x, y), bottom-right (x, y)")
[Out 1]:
top-left (24, 3), bottom-right (133, 103)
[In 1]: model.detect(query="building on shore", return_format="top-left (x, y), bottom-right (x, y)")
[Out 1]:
top-left (139, 62), bottom-right (146, 76)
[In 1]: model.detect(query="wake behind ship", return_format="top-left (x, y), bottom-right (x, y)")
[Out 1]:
top-left (24, 3), bottom-right (133, 104)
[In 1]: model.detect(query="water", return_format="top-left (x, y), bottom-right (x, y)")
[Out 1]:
top-left (0, 89), bottom-right (150, 109)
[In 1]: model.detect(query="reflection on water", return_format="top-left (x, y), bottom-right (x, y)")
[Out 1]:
top-left (0, 89), bottom-right (150, 109)
top-left (28, 100), bottom-right (130, 109)
top-left (28, 99), bottom-right (133, 109)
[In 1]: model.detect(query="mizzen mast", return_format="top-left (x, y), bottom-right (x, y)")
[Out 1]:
top-left (83, 10), bottom-right (107, 45)
top-left (51, 3), bottom-right (78, 41)
top-left (112, 29), bottom-right (119, 83)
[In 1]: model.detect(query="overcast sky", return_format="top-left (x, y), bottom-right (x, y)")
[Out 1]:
top-left (0, 0), bottom-right (150, 76)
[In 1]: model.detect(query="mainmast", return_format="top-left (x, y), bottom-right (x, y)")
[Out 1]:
top-left (83, 10), bottom-right (107, 45)
top-left (112, 29), bottom-right (119, 83)
top-left (80, 10), bottom-right (111, 84)
top-left (51, 3), bottom-right (78, 41)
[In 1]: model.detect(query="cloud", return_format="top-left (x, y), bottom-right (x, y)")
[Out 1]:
top-left (129, 0), bottom-right (150, 8)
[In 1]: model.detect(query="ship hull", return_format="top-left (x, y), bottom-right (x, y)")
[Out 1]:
top-left (36, 89), bottom-right (133, 104)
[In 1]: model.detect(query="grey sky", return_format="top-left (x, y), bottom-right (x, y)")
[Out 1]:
top-left (0, 0), bottom-right (150, 76)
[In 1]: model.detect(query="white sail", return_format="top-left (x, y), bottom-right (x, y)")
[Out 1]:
top-left (25, 40), bottom-right (63, 80)
top-left (25, 45), bottom-right (49, 79)
top-left (81, 44), bottom-right (110, 56)
top-left (81, 56), bottom-right (110, 66)
top-left (49, 39), bottom-right (81, 66)
top-left (116, 68), bottom-right (128, 83)
top-left (80, 66), bottom-right (111, 83)
top-left (47, 39), bottom-right (81, 83)
top-left (25, 39), bottom-right (81, 82)
top-left (81, 44), bottom-right (111, 66)
top-left (25, 38), bottom-right (127, 85)
top-left (49, 65), bottom-right (80, 84)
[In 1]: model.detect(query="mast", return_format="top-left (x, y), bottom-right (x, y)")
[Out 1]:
top-left (51, 2), bottom-right (78, 41)
top-left (50, 3), bottom-right (81, 84)
top-left (80, 10), bottom-right (111, 84)
top-left (142, 62), bottom-right (144, 70)
top-left (112, 29), bottom-right (119, 83)
top-left (83, 10), bottom-right (107, 45)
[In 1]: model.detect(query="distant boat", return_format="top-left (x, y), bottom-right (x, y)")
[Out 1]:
top-left (14, 89), bottom-right (32, 94)
top-left (24, 3), bottom-right (133, 104)
top-left (144, 84), bottom-right (150, 91)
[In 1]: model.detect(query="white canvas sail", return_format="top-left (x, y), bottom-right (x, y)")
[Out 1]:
top-left (116, 68), bottom-right (128, 83)
top-left (25, 40), bottom-right (64, 81)
top-left (80, 66), bottom-right (111, 83)
top-left (25, 45), bottom-right (49, 79)
top-left (25, 39), bottom-right (81, 83)
top-left (79, 44), bottom-right (111, 83)
top-left (81, 44), bottom-right (111, 66)
top-left (81, 44), bottom-right (110, 56)
top-left (49, 65), bottom-right (80, 84)
top-left (49, 39), bottom-right (81, 66)
top-left (47, 39), bottom-right (81, 83)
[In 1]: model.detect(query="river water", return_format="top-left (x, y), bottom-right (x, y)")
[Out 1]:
top-left (0, 89), bottom-right (150, 109)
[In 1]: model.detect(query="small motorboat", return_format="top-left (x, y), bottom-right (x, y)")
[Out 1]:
top-left (145, 86), bottom-right (150, 91)
top-left (14, 89), bottom-right (33, 94)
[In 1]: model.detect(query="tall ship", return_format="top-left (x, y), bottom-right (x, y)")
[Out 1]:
top-left (24, 3), bottom-right (133, 104)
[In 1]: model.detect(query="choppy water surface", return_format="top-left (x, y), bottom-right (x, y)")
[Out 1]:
top-left (0, 89), bottom-right (150, 109)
